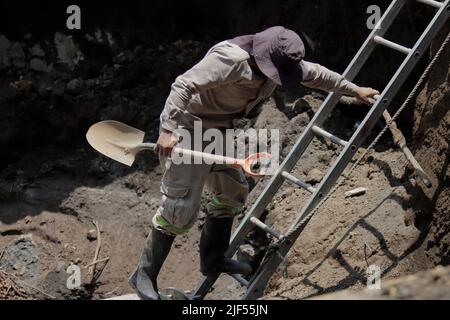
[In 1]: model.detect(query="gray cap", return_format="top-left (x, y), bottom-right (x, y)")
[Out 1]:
top-left (253, 26), bottom-right (307, 87)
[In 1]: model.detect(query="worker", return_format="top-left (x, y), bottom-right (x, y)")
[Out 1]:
top-left (129, 26), bottom-right (379, 300)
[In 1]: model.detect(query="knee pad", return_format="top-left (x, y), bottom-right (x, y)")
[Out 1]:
top-left (207, 196), bottom-right (245, 218)
top-left (152, 212), bottom-right (191, 236)
top-left (153, 185), bottom-right (199, 235)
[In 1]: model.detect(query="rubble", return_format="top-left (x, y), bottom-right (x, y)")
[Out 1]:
top-left (29, 58), bottom-right (47, 72)
top-left (1, 235), bottom-right (39, 285)
top-left (305, 168), bottom-right (323, 184)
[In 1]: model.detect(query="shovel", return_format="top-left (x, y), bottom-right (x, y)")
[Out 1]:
top-left (86, 120), bottom-right (272, 177)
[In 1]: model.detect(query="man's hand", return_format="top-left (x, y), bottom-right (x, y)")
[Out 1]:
top-left (155, 129), bottom-right (179, 157)
top-left (355, 87), bottom-right (380, 105)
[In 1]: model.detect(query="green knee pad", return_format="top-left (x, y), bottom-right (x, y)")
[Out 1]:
top-left (207, 196), bottom-right (244, 216)
top-left (152, 213), bottom-right (191, 236)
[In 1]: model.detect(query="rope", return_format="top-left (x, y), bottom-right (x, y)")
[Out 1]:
top-left (284, 30), bottom-right (450, 240)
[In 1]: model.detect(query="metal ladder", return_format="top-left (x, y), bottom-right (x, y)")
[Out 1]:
top-left (190, 0), bottom-right (450, 300)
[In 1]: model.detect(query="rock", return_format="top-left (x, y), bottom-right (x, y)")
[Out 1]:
top-left (54, 32), bottom-right (84, 71)
top-left (0, 36), bottom-right (25, 69)
top-left (134, 45), bottom-right (143, 55)
top-left (52, 79), bottom-right (66, 96)
top-left (290, 113), bottom-right (310, 128)
top-left (0, 35), bottom-right (12, 70)
top-left (10, 42), bottom-right (26, 69)
top-left (237, 244), bottom-right (257, 266)
top-left (113, 63), bottom-right (123, 71)
top-left (30, 58), bottom-right (47, 72)
top-left (292, 97), bottom-right (312, 114)
top-left (2, 235), bottom-right (39, 284)
top-left (66, 78), bottom-right (83, 94)
top-left (239, 244), bottom-right (256, 257)
top-left (305, 168), bottom-right (323, 184)
top-left (11, 79), bottom-right (34, 92)
top-left (112, 51), bottom-right (134, 64)
top-left (63, 243), bottom-right (76, 252)
top-left (87, 229), bottom-right (98, 241)
top-left (295, 94), bottom-right (324, 114)
top-left (318, 152), bottom-right (332, 164)
top-left (29, 43), bottom-right (45, 57)
top-left (344, 187), bottom-right (367, 198)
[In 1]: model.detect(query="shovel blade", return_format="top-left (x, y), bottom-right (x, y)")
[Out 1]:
top-left (86, 120), bottom-right (145, 166)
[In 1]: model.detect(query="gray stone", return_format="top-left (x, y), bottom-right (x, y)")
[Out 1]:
top-left (292, 97), bottom-right (312, 114)
top-left (305, 168), bottom-right (323, 184)
top-left (66, 78), bottom-right (83, 94)
top-left (52, 79), bottom-right (66, 96)
top-left (290, 113), bottom-right (310, 128)
top-left (10, 42), bottom-right (26, 68)
top-left (0, 35), bottom-right (11, 69)
top-left (2, 235), bottom-right (39, 284)
top-left (30, 58), bottom-right (48, 72)
top-left (54, 32), bottom-right (84, 71)
top-left (29, 43), bottom-right (45, 57)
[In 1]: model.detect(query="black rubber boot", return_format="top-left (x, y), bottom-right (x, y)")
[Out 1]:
top-left (129, 227), bottom-right (175, 300)
top-left (200, 216), bottom-right (252, 276)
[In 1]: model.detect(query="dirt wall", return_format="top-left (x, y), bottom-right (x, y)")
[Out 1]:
top-left (412, 25), bottom-right (450, 266)
top-left (0, 0), bottom-right (433, 163)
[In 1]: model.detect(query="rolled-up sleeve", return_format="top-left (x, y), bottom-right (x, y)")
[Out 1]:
top-left (300, 61), bottom-right (359, 96)
top-left (161, 49), bottom-right (245, 132)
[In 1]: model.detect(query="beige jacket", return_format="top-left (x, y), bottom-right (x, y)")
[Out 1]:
top-left (160, 41), bottom-right (359, 132)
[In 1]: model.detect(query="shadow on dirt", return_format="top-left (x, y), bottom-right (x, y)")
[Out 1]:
top-left (290, 189), bottom-right (433, 298)
top-left (0, 145), bottom-right (159, 225)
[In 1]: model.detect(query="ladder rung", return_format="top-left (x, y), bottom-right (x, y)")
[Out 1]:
top-left (312, 125), bottom-right (348, 147)
top-left (250, 217), bottom-right (284, 240)
top-left (416, 0), bottom-right (444, 8)
top-left (281, 171), bottom-right (316, 193)
top-left (230, 274), bottom-right (249, 287)
top-left (373, 36), bottom-right (412, 54)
